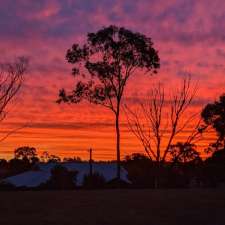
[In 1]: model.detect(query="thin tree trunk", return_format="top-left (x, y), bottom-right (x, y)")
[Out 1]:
top-left (116, 110), bottom-right (121, 180)
top-left (155, 153), bottom-right (160, 189)
top-left (155, 140), bottom-right (161, 188)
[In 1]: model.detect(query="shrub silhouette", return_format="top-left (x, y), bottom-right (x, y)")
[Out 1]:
top-left (8, 158), bottom-right (32, 175)
top-left (14, 146), bottom-right (39, 164)
top-left (82, 172), bottom-right (106, 188)
top-left (41, 165), bottom-right (78, 190)
top-left (0, 181), bottom-right (16, 191)
top-left (203, 149), bottom-right (225, 187)
top-left (124, 153), bottom-right (156, 188)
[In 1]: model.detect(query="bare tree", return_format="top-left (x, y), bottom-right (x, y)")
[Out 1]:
top-left (125, 77), bottom-right (206, 186)
top-left (0, 57), bottom-right (28, 141)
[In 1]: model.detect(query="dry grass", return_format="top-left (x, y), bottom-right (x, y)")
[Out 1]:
top-left (0, 189), bottom-right (225, 225)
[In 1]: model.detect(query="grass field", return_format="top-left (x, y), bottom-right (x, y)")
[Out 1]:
top-left (0, 189), bottom-right (225, 225)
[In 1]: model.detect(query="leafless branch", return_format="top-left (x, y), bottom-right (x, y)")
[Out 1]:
top-left (125, 76), bottom-right (205, 163)
top-left (0, 57), bottom-right (28, 142)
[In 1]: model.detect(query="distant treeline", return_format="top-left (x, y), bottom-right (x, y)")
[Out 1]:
top-left (0, 146), bottom-right (225, 190)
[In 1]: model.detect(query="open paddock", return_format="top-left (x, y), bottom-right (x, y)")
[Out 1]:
top-left (0, 189), bottom-right (225, 225)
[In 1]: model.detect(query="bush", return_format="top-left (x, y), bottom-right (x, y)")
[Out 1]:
top-left (0, 181), bottom-right (16, 191)
top-left (82, 172), bottom-right (106, 189)
top-left (124, 153), bottom-right (155, 188)
top-left (40, 165), bottom-right (78, 190)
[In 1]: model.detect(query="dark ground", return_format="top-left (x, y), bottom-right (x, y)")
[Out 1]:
top-left (0, 189), bottom-right (225, 225)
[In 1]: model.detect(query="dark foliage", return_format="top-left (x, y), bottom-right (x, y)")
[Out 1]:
top-left (58, 25), bottom-right (159, 105)
top-left (124, 152), bottom-right (204, 188)
top-left (63, 157), bottom-right (82, 162)
top-left (40, 151), bottom-right (61, 163)
top-left (14, 146), bottom-right (39, 164)
top-left (8, 158), bottom-right (36, 176)
top-left (202, 94), bottom-right (225, 147)
top-left (82, 172), bottom-right (106, 189)
top-left (0, 181), bottom-right (16, 191)
top-left (124, 153), bottom-right (156, 188)
top-left (106, 177), bottom-right (130, 189)
top-left (47, 155), bottom-right (61, 163)
top-left (200, 94), bottom-right (225, 187)
top-left (202, 149), bottom-right (225, 187)
top-left (57, 25), bottom-right (160, 179)
top-left (40, 165), bottom-right (77, 190)
top-left (169, 142), bottom-right (200, 165)
top-left (0, 158), bottom-right (38, 179)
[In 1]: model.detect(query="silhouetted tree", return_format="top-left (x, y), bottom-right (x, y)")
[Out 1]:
top-left (8, 158), bottom-right (31, 175)
top-left (40, 151), bottom-right (61, 163)
top-left (124, 153), bottom-right (156, 188)
top-left (201, 95), bottom-right (225, 186)
top-left (0, 181), bottom-right (16, 190)
top-left (0, 57), bottom-right (28, 142)
top-left (168, 142), bottom-right (202, 186)
top-left (14, 146), bottom-right (38, 164)
top-left (40, 151), bottom-right (50, 162)
top-left (203, 149), bottom-right (225, 187)
top-left (0, 159), bottom-right (8, 178)
top-left (57, 25), bottom-right (160, 179)
top-left (169, 142), bottom-right (200, 165)
top-left (124, 153), bottom-right (151, 162)
top-left (202, 94), bottom-right (225, 150)
top-left (63, 156), bottom-right (82, 162)
top-left (125, 77), bottom-right (206, 187)
top-left (82, 172), bottom-right (106, 189)
top-left (47, 155), bottom-right (61, 163)
top-left (0, 159), bottom-right (7, 167)
top-left (0, 57), bottom-right (28, 178)
top-left (126, 78), bottom-right (204, 162)
top-left (41, 165), bottom-right (77, 189)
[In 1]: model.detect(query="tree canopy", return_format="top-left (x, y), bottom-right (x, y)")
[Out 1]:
top-left (202, 94), bottom-right (225, 148)
top-left (58, 25), bottom-right (160, 110)
top-left (14, 146), bottom-right (38, 163)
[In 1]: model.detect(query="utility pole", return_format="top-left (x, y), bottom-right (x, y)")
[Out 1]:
top-left (89, 148), bottom-right (93, 177)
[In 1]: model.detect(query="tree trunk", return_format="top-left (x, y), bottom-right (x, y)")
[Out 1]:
top-left (154, 157), bottom-right (160, 189)
top-left (155, 144), bottom-right (160, 189)
top-left (115, 110), bottom-right (121, 180)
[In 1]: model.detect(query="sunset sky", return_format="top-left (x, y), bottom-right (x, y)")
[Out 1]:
top-left (0, 0), bottom-right (225, 160)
